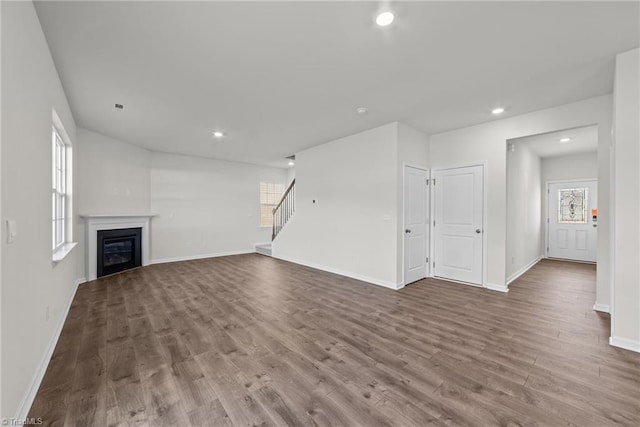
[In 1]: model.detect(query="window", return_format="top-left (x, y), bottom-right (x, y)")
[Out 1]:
top-left (52, 125), bottom-right (69, 251)
top-left (557, 188), bottom-right (588, 224)
top-left (260, 182), bottom-right (284, 227)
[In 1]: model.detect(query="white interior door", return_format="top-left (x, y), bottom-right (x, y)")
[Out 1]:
top-left (433, 165), bottom-right (484, 285)
top-left (404, 166), bottom-right (428, 285)
top-left (547, 180), bottom-right (597, 262)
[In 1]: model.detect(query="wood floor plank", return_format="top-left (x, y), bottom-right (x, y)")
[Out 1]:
top-left (195, 351), bottom-right (276, 426)
top-left (105, 341), bottom-right (147, 425)
top-left (27, 256), bottom-right (640, 426)
top-left (139, 364), bottom-right (191, 426)
top-left (187, 398), bottom-right (233, 427)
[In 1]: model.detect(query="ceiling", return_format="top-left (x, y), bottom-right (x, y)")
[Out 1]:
top-left (34, 1), bottom-right (639, 168)
top-left (514, 125), bottom-right (598, 158)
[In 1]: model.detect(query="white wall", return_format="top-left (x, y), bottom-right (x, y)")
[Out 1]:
top-left (397, 123), bottom-right (429, 283)
top-left (542, 152), bottom-right (598, 182)
top-left (273, 121), bottom-right (428, 288)
top-left (596, 109), bottom-right (613, 311)
top-left (75, 129), bottom-right (152, 284)
top-left (75, 130), bottom-right (287, 264)
top-left (429, 95), bottom-right (612, 297)
top-left (506, 143), bottom-right (542, 282)
top-left (77, 128), bottom-right (151, 215)
top-left (0, 1), bottom-right (4, 416)
top-left (150, 153), bottom-right (287, 262)
top-left (287, 167), bottom-right (295, 186)
top-left (273, 123), bottom-right (401, 288)
top-left (611, 48), bottom-right (640, 351)
top-left (1, 1), bottom-right (81, 418)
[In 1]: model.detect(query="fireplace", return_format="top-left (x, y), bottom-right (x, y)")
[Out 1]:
top-left (97, 228), bottom-right (142, 277)
top-left (81, 214), bottom-right (154, 281)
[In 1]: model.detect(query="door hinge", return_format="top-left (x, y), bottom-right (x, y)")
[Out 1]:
top-left (426, 257), bottom-right (429, 263)
top-left (433, 261), bottom-right (435, 268)
top-left (547, 218), bottom-right (549, 223)
top-left (433, 179), bottom-right (436, 185)
top-left (426, 178), bottom-right (430, 185)
top-left (546, 247), bottom-right (549, 252)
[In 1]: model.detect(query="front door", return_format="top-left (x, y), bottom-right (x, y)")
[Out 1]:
top-left (433, 165), bottom-right (484, 285)
top-left (547, 180), bottom-right (597, 262)
top-left (404, 166), bottom-right (428, 285)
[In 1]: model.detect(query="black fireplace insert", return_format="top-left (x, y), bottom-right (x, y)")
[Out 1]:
top-left (97, 227), bottom-right (142, 277)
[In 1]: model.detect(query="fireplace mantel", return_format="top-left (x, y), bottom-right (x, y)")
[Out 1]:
top-left (81, 214), bottom-right (156, 219)
top-left (81, 214), bottom-right (156, 281)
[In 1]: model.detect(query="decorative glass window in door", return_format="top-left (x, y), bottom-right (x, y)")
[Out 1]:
top-left (557, 188), bottom-right (588, 223)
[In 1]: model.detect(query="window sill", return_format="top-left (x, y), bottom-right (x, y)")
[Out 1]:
top-left (52, 242), bottom-right (77, 263)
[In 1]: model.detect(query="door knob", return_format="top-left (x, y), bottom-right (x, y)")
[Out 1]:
top-left (405, 229), bottom-right (411, 233)
top-left (475, 229), bottom-right (481, 234)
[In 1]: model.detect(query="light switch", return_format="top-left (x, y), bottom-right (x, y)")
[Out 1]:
top-left (6, 219), bottom-right (17, 243)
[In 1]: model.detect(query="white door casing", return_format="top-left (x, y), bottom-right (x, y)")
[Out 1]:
top-left (547, 180), bottom-right (597, 262)
top-left (433, 165), bottom-right (484, 285)
top-left (404, 165), bottom-right (429, 285)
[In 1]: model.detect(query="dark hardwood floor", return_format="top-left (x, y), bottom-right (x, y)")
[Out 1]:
top-left (29, 256), bottom-right (640, 426)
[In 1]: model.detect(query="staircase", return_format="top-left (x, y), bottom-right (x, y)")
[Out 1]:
top-left (272, 179), bottom-right (295, 240)
top-left (255, 179), bottom-right (295, 257)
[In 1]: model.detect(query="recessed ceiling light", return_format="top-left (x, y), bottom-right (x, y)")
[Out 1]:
top-left (356, 107), bottom-right (368, 115)
top-left (212, 131), bottom-right (224, 138)
top-left (288, 161), bottom-right (295, 166)
top-left (491, 107), bottom-right (505, 115)
top-left (559, 137), bottom-right (572, 143)
top-left (376, 11), bottom-right (394, 27)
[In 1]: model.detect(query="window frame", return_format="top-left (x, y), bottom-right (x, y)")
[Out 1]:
top-left (51, 114), bottom-right (76, 262)
top-left (52, 126), bottom-right (67, 251)
top-left (259, 182), bottom-right (285, 228)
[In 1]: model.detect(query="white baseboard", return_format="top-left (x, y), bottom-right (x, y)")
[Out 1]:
top-left (486, 282), bottom-right (509, 293)
top-left (593, 303), bottom-right (610, 313)
top-left (150, 250), bottom-right (254, 265)
top-left (15, 277), bottom-right (80, 421)
top-left (272, 254), bottom-right (402, 290)
top-left (609, 336), bottom-right (640, 353)
top-left (506, 256), bottom-right (542, 285)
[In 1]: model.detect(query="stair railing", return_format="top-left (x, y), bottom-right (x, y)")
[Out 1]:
top-left (272, 179), bottom-right (295, 240)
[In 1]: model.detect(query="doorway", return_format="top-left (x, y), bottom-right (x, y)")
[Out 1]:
top-left (505, 124), bottom-right (599, 284)
top-left (432, 164), bottom-right (484, 286)
top-left (547, 180), bottom-right (597, 262)
top-left (403, 165), bottom-right (429, 285)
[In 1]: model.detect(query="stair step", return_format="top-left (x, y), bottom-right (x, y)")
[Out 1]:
top-left (255, 243), bottom-right (272, 257)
